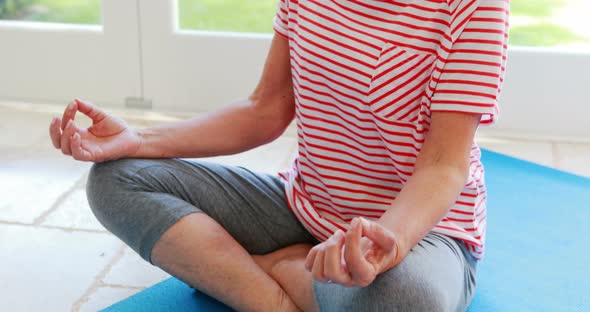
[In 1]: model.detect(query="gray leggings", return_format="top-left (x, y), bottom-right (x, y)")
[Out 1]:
top-left (86, 158), bottom-right (477, 312)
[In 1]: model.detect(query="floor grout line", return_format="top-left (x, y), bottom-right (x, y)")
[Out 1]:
top-left (40, 224), bottom-right (110, 234)
top-left (71, 243), bottom-right (127, 312)
top-left (0, 220), bottom-right (33, 226)
top-left (101, 284), bottom-right (147, 291)
top-left (33, 171), bottom-right (88, 226)
top-left (0, 221), bottom-right (110, 234)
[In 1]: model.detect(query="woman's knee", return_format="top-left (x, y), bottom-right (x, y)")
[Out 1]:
top-left (87, 159), bottom-right (136, 198)
top-left (86, 158), bottom-right (154, 220)
top-left (379, 268), bottom-right (449, 311)
top-left (313, 267), bottom-right (450, 312)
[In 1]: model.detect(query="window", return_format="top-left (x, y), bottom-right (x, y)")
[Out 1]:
top-left (510, 0), bottom-right (590, 49)
top-left (177, 0), bottom-right (276, 33)
top-left (0, 0), bottom-right (101, 25)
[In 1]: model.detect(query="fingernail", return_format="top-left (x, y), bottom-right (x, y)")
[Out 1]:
top-left (68, 102), bottom-right (75, 110)
top-left (66, 120), bottom-right (72, 129)
top-left (352, 218), bottom-right (359, 227)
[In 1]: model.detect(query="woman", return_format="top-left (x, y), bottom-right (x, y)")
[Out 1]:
top-left (49, 1), bottom-right (509, 311)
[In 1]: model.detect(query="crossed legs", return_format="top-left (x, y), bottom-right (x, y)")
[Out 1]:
top-left (86, 158), bottom-right (477, 312)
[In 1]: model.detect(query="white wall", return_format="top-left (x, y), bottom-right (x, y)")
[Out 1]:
top-left (489, 47), bottom-right (590, 141)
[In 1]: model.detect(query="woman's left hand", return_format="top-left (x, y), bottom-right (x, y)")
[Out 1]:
top-left (304, 217), bottom-right (399, 287)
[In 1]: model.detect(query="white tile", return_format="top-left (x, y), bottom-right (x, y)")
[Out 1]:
top-left (476, 137), bottom-right (555, 168)
top-left (42, 189), bottom-right (106, 231)
top-left (555, 143), bottom-right (590, 178)
top-left (0, 107), bottom-right (95, 149)
top-left (0, 149), bottom-right (91, 223)
top-left (0, 224), bottom-right (121, 312)
top-left (195, 136), bottom-right (298, 174)
top-left (103, 247), bottom-right (170, 288)
top-left (79, 287), bottom-right (141, 312)
top-left (0, 109), bottom-right (57, 149)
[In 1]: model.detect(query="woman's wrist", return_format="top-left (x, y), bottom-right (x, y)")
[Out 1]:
top-left (375, 219), bottom-right (409, 268)
top-left (127, 128), bottom-right (144, 158)
top-left (129, 127), bottom-right (165, 159)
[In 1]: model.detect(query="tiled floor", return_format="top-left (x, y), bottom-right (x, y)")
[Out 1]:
top-left (1, 101), bottom-right (589, 311)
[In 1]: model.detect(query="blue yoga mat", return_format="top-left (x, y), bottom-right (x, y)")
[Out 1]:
top-left (104, 150), bottom-right (590, 312)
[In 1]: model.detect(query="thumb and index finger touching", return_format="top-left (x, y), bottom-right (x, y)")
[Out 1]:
top-left (49, 98), bottom-right (105, 151)
top-left (342, 218), bottom-right (396, 252)
top-left (55, 98), bottom-right (105, 134)
top-left (59, 98), bottom-right (105, 124)
top-left (341, 218), bottom-right (397, 285)
top-left (64, 98), bottom-right (106, 124)
top-left (74, 98), bottom-right (107, 123)
top-left (356, 218), bottom-right (396, 252)
top-left (337, 217), bottom-right (397, 262)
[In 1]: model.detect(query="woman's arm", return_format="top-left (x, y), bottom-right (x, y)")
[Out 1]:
top-left (377, 111), bottom-right (480, 264)
top-left (50, 34), bottom-right (295, 163)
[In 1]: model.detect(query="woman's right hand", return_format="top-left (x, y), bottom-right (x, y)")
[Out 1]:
top-left (49, 98), bottom-right (142, 163)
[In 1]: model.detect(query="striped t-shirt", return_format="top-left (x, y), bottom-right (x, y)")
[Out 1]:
top-left (275, 0), bottom-right (509, 259)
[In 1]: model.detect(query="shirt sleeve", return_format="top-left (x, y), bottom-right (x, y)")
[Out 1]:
top-left (273, 0), bottom-right (290, 39)
top-left (430, 0), bottom-right (510, 125)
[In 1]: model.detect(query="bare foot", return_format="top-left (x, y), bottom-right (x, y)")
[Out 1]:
top-left (252, 244), bottom-right (318, 312)
top-left (253, 244), bottom-right (313, 275)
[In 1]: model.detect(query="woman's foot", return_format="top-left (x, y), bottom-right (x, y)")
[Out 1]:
top-left (253, 243), bottom-right (313, 275)
top-left (252, 244), bottom-right (318, 312)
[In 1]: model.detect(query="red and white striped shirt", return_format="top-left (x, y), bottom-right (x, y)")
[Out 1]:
top-left (275, 0), bottom-right (509, 260)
